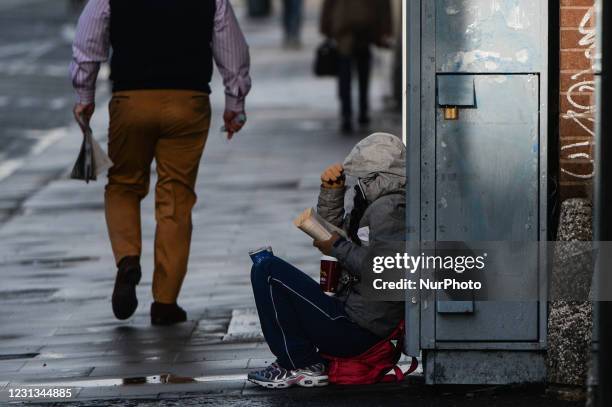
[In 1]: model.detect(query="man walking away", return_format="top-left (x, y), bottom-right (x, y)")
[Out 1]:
top-left (320, 0), bottom-right (392, 134)
top-left (70, 0), bottom-right (251, 325)
top-left (282, 0), bottom-right (303, 49)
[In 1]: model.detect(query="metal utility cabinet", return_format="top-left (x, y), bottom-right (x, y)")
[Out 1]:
top-left (405, 0), bottom-right (549, 384)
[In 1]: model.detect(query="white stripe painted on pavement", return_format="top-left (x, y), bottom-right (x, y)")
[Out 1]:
top-left (0, 62), bottom-right (69, 78)
top-left (61, 24), bottom-right (76, 42)
top-left (0, 160), bottom-right (24, 183)
top-left (0, 40), bottom-right (54, 59)
top-left (31, 128), bottom-right (68, 156)
top-left (0, 127), bottom-right (69, 183)
top-left (16, 97), bottom-right (39, 108)
top-left (193, 373), bottom-right (248, 382)
top-left (49, 97), bottom-right (69, 111)
top-left (223, 308), bottom-right (264, 341)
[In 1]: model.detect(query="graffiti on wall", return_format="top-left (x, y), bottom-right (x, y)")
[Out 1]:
top-left (561, 6), bottom-right (596, 180)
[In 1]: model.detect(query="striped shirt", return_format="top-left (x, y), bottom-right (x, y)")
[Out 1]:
top-left (70, 0), bottom-right (251, 112)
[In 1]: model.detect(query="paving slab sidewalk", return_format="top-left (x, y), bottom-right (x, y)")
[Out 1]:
top-left (0, 1), bottom-right (402, 403)
top-left (0, 3), bottom-right (586, 406)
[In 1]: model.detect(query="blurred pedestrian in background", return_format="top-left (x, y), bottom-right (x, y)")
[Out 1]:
top-left (282, 0), bottom-right (303, 49)
top-left (68, 0), bottom-right (86, 13)
top-left (70, 0), bottom-right (251, 326)
top-left (320, 0), bottom-right (393, 134)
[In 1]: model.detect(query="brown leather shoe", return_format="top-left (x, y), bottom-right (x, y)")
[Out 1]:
top-left (150, 302), bottom-right (187, 326)
top-left (112, 256), bottom-right (141, 320)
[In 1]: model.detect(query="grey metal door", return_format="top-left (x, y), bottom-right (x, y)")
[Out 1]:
top-left (436, 0), bottom-right (544, 74)
top-left (435, 74), bottom-right (540, 341)
top-left (405, 0), bottom-right (549, 383)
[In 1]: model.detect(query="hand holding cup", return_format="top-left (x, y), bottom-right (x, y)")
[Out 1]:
top-left (313, 232), bottom-right (341, 256)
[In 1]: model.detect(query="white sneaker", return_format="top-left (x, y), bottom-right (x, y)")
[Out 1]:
top-left (248, 361), bottom-right (329, 389)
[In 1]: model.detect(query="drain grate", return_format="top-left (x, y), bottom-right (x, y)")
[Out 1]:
top-left (0, 353), bottom-right (39, 361)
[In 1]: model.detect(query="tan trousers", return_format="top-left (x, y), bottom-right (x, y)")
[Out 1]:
top-left (105, 90), bottom-right (211, 304)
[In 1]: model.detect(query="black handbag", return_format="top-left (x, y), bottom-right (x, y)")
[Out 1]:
top-left (314, 40), bottom-right (339, 77)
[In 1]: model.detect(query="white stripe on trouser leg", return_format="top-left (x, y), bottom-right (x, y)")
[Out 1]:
top-left (269, 282), bottom-right (297, 369)
top-left (270, 278), bottom-right (349, 321)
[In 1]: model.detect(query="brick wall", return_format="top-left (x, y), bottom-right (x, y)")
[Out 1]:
top-left (559, 0), bottom-right (596, 200)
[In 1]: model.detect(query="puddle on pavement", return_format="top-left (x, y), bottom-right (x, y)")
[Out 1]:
top-left (0, 353), bottom-right (39, 361)
top-left (223, 180), bottom-right (299, 191)
top-left (23, 273), bottom-right (68, 279)
top-left (0, 288), bottom-right (58, 300)
top-left (13, 256), bottom-right (100, 268)
top-left (0, 334), bottom-right (25, 341)
top-left (26, 373), bottom-right (247, 389)
top-left (25, 202), bottom-right (105, 214)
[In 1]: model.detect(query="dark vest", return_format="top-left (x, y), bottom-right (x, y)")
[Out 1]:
top-left (109, 0), bottom-right (216, 93)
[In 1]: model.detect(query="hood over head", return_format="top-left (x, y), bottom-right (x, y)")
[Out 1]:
top-left (343, 133), bottom-right (406, 202)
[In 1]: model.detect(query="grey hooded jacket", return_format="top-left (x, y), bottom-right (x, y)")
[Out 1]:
top-left (317, 133), bottom-right (405, 338)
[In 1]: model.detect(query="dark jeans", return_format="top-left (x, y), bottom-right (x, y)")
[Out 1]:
top-left (251, 256), bottom-right (381, 370)
top-left (282, 0), bottom-right (303, 41)
top-left (338, 46), bottom-right (372, 122)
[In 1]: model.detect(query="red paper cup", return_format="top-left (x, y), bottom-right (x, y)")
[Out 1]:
top-left (320, 255), bottom-right (340, 294)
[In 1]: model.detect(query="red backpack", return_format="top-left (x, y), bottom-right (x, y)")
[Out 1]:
top-left (321, 321), bottom-right (418, 385)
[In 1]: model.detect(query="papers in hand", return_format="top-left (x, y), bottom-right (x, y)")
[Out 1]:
top-left (293, 208), bottom-right (347, 241)
top-left (71, 116), bottom-right (113, 183)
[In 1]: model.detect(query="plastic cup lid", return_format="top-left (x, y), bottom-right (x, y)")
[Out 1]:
top-left (320, 255), bottom-right (338, 262)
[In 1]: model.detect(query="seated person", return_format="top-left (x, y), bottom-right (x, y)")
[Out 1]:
top-left (248, 133), bottom-right (406, 389)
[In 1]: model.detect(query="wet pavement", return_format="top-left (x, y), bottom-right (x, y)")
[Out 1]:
top-left (47, 384), bottom-right (583, 407)
top-left (0, 1), bottom-right (584, 406)
top-left (0, 0), bottom-right (101, 222)
top-left (0, 0), bottom-right (405, 404)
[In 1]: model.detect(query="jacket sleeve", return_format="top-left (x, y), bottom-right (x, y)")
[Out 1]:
top-left (380, 0), bottom-right (393, 38)
top-left (376, 0), bottom-right (394, 42)
top-left (331, 238), bottom-right (368, 278)
top-left (317, 186), bottom-right (345, 228)
top-left (320, 0), bottom-right (335, 37)
top-left (331, 195), bottom-right (405, 278)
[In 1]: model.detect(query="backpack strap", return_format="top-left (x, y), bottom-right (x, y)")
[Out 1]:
top-left (405, 356), bottom-right (419, 375)
top-left (381, 365), bottom-right (405, 383)
top-left (380, 321), bottom-right (417, 383)
top-left (380, 357), bottom-right (419, 383)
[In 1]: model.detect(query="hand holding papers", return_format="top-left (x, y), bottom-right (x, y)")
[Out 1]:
top-left (71, 115), bottom-right (113, 183)
top-left (293, 208), bottom-right (347, 241)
